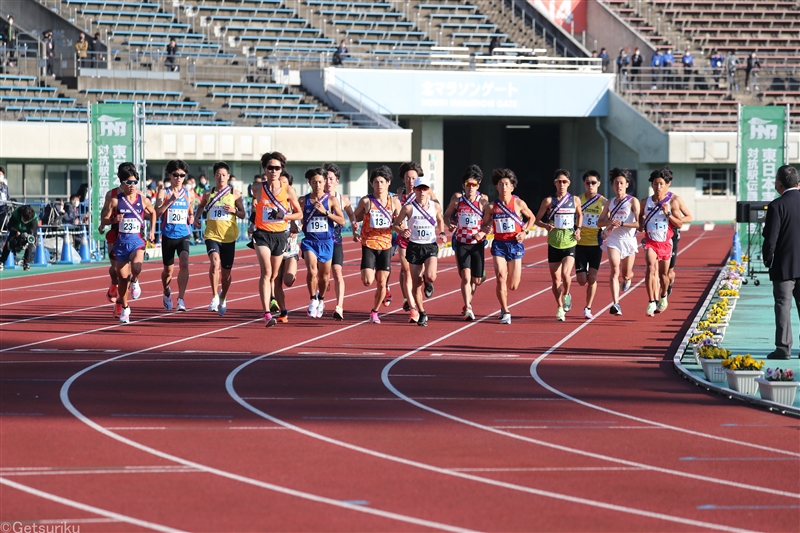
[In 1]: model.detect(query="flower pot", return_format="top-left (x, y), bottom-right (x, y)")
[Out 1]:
top-left (725, 369), bottom-right (764, 395)
top-left (700, 358), bottom-right (726, 382)
top-left (755, 378), bottom-right (799, 406)
top-left (689, 344), bottom-right (700, 365)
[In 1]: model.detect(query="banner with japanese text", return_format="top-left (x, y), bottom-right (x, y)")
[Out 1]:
top-left (90, 103), bottom-right (136, 242)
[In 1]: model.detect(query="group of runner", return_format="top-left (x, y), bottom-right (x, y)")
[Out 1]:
top-left (98, 156), bottom-right (691, 325)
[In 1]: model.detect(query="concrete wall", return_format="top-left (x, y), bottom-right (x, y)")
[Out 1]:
top-left (1, 0), bottom-right (101, 56)
top-left (586, 1), bottom-right (656, 58)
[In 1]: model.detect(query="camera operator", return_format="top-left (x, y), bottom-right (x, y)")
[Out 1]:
top-left (0, 204), bottom-right (38, 271)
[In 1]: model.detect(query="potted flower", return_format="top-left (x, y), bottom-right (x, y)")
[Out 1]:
top-left (717, 288), bottom-right (739, 299)
top-left (721, 354), bottom-right (765, 395)
top-left (755, 368), bottom-right (798, 406)
top-left (698, 345), bottom-right (731, 382)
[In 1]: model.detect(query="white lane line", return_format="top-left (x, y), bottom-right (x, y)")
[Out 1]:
top-left (451, 467), bottom-right (646, 472)
top-left (0, 465), bottom-right (203, 476)
top-left (429, 353), bottom-right (518, 358)
top-left (0, 477), bottom-right (186, 533)
top-left (104, 426), bottom-right (288, 431)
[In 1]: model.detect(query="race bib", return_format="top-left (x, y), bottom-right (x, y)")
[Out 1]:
top-left (494, 217), bottom-right (515, 233)
top-left (458, 212), bottom-right (480, 228)
top-left (554, 212), bottom-right (574, 230)
top-left (120, 219), bottom-right (141, 234)
top-left (208, 206), bottom-right (228, 221)
top-left (369, 209), bottom-right (390, 229)
top-left (412, 226), bottom-right (433, 242)
top-left (306, 217), bottom-right (329, 233)
top-left (167, 208), bottom-right (188, 225)
top-left (583, 213), bottom-right (599, 229)
top-left (262, 205), bottom-right (284, 222)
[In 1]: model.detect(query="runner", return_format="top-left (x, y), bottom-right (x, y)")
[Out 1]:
top-left (100, 163), bottom-right (156, 324)
top-left (97, 185), bottom-right (121, 312)
top-left (323, 162), bottom-right (357, 321)
top-left (252, 152), bottom-right (302, 327)
top-left (574, 170), bottom-right (605, 319)
top-left (443, 164), bottom-right (489, 321)
top-left (480, 168), bottom-right (535, 325)
top-left (393, 175), bottom-right (446, 326)
top-left (535, 169), bottom-right (582, 322)
top-left (301, 167), bottom-right (345, 319)
top-left (639, 167), bottom-right (684, 316)
top-left (194, 162), bottom-right (246, 317)
top-left (597, 168), bottom-right (641, 316)
top-left (154, 160), bottom-right (193, 312)
top-left (665, 167), bottom-right (693, 297)
top-left (272, 170), bottom-right (299, 323)
top-left (352, 165), bottom-right (401, 324)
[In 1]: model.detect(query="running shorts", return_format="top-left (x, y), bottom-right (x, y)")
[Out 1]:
top-left (548, 245), bottom-right (576, 264)
top-left (575, 245), bottom-right (602, 273)
top-left (642, 237), bottom-right (673, 262)
top-left (301, 238), bottom-right (334, 263)
top-left (456, 241), bottom-right (485, 279)
top-left (360, 246), bottom-right (392, 272)
top-left (253, 229), bottom-right (287, 257)
top-left (491, 240), bottom-right (525, 261)
top-left (161, 235), bottom-right (191, 266)
top-left (406, 242), bottom-right (439, 266)
top-left (206, 239), bottom-right (235, 270)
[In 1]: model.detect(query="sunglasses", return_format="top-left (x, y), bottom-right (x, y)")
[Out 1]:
top-left (555, 180), bottom-right (570, 184)
top-left (585, 180), bottom-right (599, 185)
top-left (265, 165), bottom-right (282, 172)
top-left (465, 181), bottom-right (480, 187)
top-left (123, 179), bottom-right (139, 186)
top-left (171, 172), bottom-right (186, 178)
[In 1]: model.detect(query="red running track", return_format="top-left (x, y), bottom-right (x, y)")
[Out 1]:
top-left (1, 227), bottom-right (798, 533)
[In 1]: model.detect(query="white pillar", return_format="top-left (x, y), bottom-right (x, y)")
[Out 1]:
top-left (411, 118), bottom-right (444, 196)
top-left (348, 163), bottom-right (368, 197)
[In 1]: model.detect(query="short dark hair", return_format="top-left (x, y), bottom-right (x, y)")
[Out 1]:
top-left (305, 167), bottom-right (324, 182)
top-left (117, 162), bottom-right (138, 181)
top-left (398, 162), bottom-right (423, 179)
top-left (582, 170), bottom-right (600, 182)
top-left (212, 162), bottom-right (230, 175)
top-left (165, 160), bottom-right (189, 176)
top-left (776, 165), bottom-right (799, 189)
top-left (649, 166), bottom-right (673, 184)
top-left (70, 193), bottom-right (81, 201)
top-left (369, 165), bottom-right (392, 184)
top-left (554, 168), bottom-right (570, 181)
top-left (609, 167), bottom-right (631, 184)
top-left (491, 168), bottom-right (517, 187)
top-left (322, 162), bottom-right (341, 180)
top-left (462, 164), bottom-right (483, 184)
top-left (260, 151), bottom-right (287, 169)
top-left (19, 205), bottom-right (35, 222)
top-left (281, 169), bottom-right (294, 186)
top-left (0, 166), bottom-right (5, 174)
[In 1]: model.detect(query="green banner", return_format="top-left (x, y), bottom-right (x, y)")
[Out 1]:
top-left (90, 103), bottom-right (136, 242)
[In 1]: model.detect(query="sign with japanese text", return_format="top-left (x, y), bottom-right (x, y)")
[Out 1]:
top-left (90, 103), bottom-right (137, 242)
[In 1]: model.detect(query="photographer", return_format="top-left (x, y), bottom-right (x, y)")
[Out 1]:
top-left (0, 204), bottom-right (38, 271)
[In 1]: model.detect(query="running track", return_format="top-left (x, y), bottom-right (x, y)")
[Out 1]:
top-left (1, 227), bottom-right (798, 533)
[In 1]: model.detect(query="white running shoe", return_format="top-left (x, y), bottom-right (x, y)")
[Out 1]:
top-left (209, 295), bottom-right (219, 312)
top-left (622, 278), bottom-right (631, 292)
top-left (307, 298), bottom-right (319, 318)
top-left (500, 312), bottom-right (511, 324)
top-left (162, 292), bottom-right (173, 311)
top-left (315, 299), bottom-right (325, 318)
top-left (646, 301), bottom-right (657, 317)
top-left (556, 307), bottom-right (566, 321)
top-left (119, 306), bottom-right (131, 324)
top-left (563, 293), bottom-right (572, 312)
top-left (657, 296), bottom-right (668, 313)
top-left (583, 307), bottom-right (593, 319)
top-left (177, 298), bottom-right (186, 312)
top-left (130, 280), bottom-right (142, 300)
top-left (333, 306), bottom-right (344, 321)
top-left (465, 308), bottom-right (475, 321)
top-left (218, 299), bottom-right (227, 317)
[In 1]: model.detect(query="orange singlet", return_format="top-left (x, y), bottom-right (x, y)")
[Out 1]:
top-left (361, 195), bottom-right (393, 251)
top-left (254, 182), bottom-right (289, 232)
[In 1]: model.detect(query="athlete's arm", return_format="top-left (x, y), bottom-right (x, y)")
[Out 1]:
top-left (231, 190), bottom-right (246, 220)
top-left (443, 192), bottom-right (460, 232)
top-left (516, 199), bottom-right (536, 243)
top-left (674, 195), bottom-right (693, 224)
top-left (154, 189), bottom-right (170, 217)
top-left (101, 197), bottom-right (118, 226)
top-left (667, 196), bottom-right (684, 229)
top-left (638, 197), bottom-right (648, 232)
top-left (143, 196), bottom-right (157, 242)
top-left (391, 196), bottom-right (402, 218)
top-left (479, 201), bottom-right (493, 235)
top-left (573, 202), bottom-right (582, 242)
top-left (341, 195), bottom-right (356, 226)
top-left (352, 196), bottom-right (368, 242)
top-left (435, 202), bottom-right (447, 245)
top-left (326, 195), bottom-right (346, 226)
top-left (597, 200), bottom-right (612, 228)
top-left (284, 187), bottom-right (303, 221)
top-left (194, 191), bottom-right (210, 229)
top-left (98, 189), bottom-right (115, 234)
top-left (627, 198), bottom-right (641, 228)
top-left (392, 204), bottom-right (412, 239)
top-left (534, 197), bottom-right (554, 231)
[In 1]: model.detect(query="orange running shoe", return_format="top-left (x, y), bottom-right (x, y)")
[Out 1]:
top-left (383, 288), bottom-right (392, 307)
top-left (113, 303), bottom-right (123, 318)
top-left (107, 284), bottom-right (119, 303)
top-left (277, 313), bottom-right (288, 323)
top-left (408, 308), bottom-right (419, 323)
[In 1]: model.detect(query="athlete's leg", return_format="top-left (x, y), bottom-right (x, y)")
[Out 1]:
top-left (645, 248), bottom-right (659, 302)
top-left (274, 262), bottom-right (286, 312)
top-left (255, 245), bottom-right (273, 314)
top-left (333, 263), bottom-right (345, 309)
top-left (460, 267), bottom-right (472, 310)
top-left (130, 250), bottom-right (144, 290)
top-left (283, 256), bottom-right (297, 287)
top-left (658, 259), bottom-right (671, 299)
top-left (560, 256), bottom-right (575, 303)
top-left (208, 251), bottom-right (221, 297)
top-left (361, 268), bottom-right (375, 287)
top-left (411, 263), bottom-right (425, 313)
top-left (586, 267), bottom-right (598, 309)
top-left (373, 269), bottom-right (389, 311)
top-left (494, 255), bottom-right (509, 313)
top-left (317, 260), bottom-right (332, 299)
top-left (305, 251), bottom-right (319, 298)
top-left (549, 262), bottom-right (563, 307)
top-left (219, 268), bottom-right (232, 302)
top-left (507, 258), bottom-right (522, 291)
top-left (621, 254), bottom-right (636, 288)
top-left (116, 260), bottom-right (131, 307)
top-left (177, 250), bottom-right (190, 299)
top-left (608, 247), bottom-right (622, 303)
top-left (161, 263), bottom-right (174, 296)
top-left (399, 247), bottom-right (414, 307)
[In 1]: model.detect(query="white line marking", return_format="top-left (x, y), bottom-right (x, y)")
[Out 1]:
top-left (429, 353), bottom-right (518, 358)
top-left (451, 467), bottom-right (646, 472)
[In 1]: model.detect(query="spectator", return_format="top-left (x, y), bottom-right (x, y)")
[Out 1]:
top-left (0, 204), bottom-right (38, 271)
top-left (681, 48), bottom-right (694, 89)
top-left (599, 47), bottom-right (610, 73)
top-left (762, 165), bottom-right (800, 360)
top-left (710, 49), bottom-right (724, 84)
top-left (76, 183), bottom-right (89, 202)
top-left (726, 51), bottom-right (739, 91)
top-left (196, 173), bottom-right (210, 196)
top-left (663, 48), bottom-right (674, 89)
top-left (630, 47), bottom-right (643, 87)
top-left (146, 176), bottom-right (156, 193)
top-left (90, 32), bottom-right (104, 68)
top-left (650, 49), bottom-right (664, 89)
top-left (745, 52), bottom-right (761, 92)
top-left (62, 194), bottom-right (86, 226)
top-left (6, 16), bottom-right (17, 67)
top-left (43, 30), bottom-right (55, 77)
top-left (489, 36), bottom-right (501, 56)
top-left (616, 48), bottom-right (630, 85)
top-left (165, 38), bottom-right (178, 71)
top-left (332, 40), bottom-right (348, 66)
top-left (0, 167), bottom-right (9, 231)
top-left (248, 174), bottom-right (263, 198)
top-left (41, 199), bottom-right (64, 226)
top-left (75, 32), bottom-right (89, 69)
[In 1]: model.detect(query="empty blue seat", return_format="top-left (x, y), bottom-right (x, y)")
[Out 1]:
top-left (0, 85), bottom-right (57, 93)
top-left (259, 122), bottom-right (349, 128)
top-left (194, 82), bottom-right (286, 90)
top-left (103, 99), bottom-right (199, 107)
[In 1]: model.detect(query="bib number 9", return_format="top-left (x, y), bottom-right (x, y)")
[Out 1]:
top-left (458, 213), bottom-right (479, 228)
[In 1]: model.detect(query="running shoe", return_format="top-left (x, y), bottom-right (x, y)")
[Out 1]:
top-left (113, 303), bottom-right (123, 318)
top-left (563, 293), bottom-right (572, 312)
top-left (424, 282), bottom-right (434, 298)
top-left (269, 299), bottom-right (280, 314)
top-left (23, 263), bottom-right (30, 271)
top-left (402, 299), bottom-right (410, 312)
top-left (119, 306), bottom-right (131, 324)
top-left (409, 308), bottom-right (419, 323)
top-left (657, 296), bottom-right (668, 313)
top-left (383, 288), bottom-right (392, 307)
top-left (218, 299), bottom-right (227, 317)
top-left (646, 301), bottom-right (657, 317)
top-left (130, 280), bottom-right (142, 300)
top-left (622, 279), bottom-right (632, 292)
top-left (556, 307), bottom-right (566, 321)
top-left (264, 312), bottom-right (277, 327)
top-left (0, 264), bottom-right (4, 271)
top-left (465, 308), bottom-right (475, 321)
top-left (307, 298), bottom-right (319, 318)
top-left (500, 312), bottom-right (512, 325)
top-left (417, 311), bottom-right (428, 327)
top-left (497, 309), bottom-right (504, 319)
top-left (162, 291), bottom-right (173, 311)
top-left (315, 299), bottom-right (325, 318)
top-left (667, 282), bottom-right (674, 297)
top-left (333, 306), bottom-right (344, 321)
top-left (370, 310), bottom-right (381, 324)
top-left (583, 307), bottom-right (593, 319)
top-left (610, 303), bottom-right (622, 316)
top-left (209, 295), bottom-right (219, 312)
top-left (107, 284), bottom-right (118, 303)
top-left (461, 305), bottom-right (467, 316)
top-left (277, 311), bottom-right (289, 323)
top-left (177, 298), bottom-right (186, 312)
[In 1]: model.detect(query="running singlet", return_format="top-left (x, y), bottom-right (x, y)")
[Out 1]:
top-left (492, 196), bottom-right (523, 241)
top-left (161, 188), bottom-right (190, 239)
top-left (117, 192), bottom-right (145, 241)
top-left (255, 182), bottom-right (289, 233)
top-left (302, 194), bottom-right (334, 241)
top-left (547, 194), bottom-right (578, 249)
top-left (607, 196), bottom-right (636, 240)
top-left (361, 195), bottom-right (392, 250)
top-left (578, 193), bottom-right (604, 247)
top-left (455, 194), bottom-right (483, 244)
top-left (409, 200), bottom-right (437, 244)
top-left (644, 195), bottom-right (672, 242)
top-left (332, 192), bottom-right (344, 244)
top-left (204, 186), bottom-right (239, 243)
top-left (105, 187), bottom-right (121, 243)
